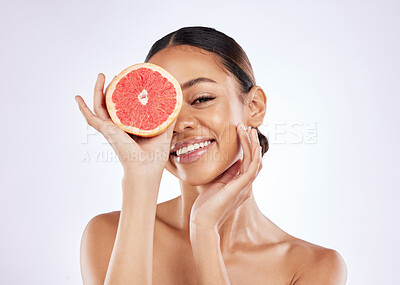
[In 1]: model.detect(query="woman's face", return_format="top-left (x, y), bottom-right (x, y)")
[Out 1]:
top-left (148, 45), bottom-right (247, 186)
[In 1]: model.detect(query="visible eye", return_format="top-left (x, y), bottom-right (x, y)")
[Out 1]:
top-left (191, 95), bottom-right (216, 105)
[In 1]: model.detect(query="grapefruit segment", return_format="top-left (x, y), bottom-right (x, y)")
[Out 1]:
top-left (105, 63), bottom-right (182, 137)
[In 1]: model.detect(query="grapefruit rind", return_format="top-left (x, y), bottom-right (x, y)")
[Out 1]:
top-left (105, 62), bottom-right (183, 137)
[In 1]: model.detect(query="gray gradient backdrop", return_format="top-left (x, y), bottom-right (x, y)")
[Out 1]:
top-left (0, 0), bottom-right (399, 284)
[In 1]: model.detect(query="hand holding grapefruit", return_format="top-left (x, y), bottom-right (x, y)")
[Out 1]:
top-left (74, 71), bottom-right (178, 176)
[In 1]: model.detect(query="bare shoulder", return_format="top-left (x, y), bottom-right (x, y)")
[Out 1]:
top-left (80, 211), bottom-right (121, 284)
top-left (82, 211), bottom-right (121, 240)
top-left (283, 237), bottom-right (347, 285)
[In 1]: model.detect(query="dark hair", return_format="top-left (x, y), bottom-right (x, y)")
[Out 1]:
top-left (144, 26), bottom-right (269, 156)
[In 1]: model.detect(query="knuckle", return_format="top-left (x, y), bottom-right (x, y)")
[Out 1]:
top-left (86, 118), bottom-right (93, 127)
top-left (86, 116), bottom-right (98, 129)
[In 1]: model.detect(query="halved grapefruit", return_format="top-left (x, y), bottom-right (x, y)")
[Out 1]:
top-left (105, 62), bottom-right (182, 137)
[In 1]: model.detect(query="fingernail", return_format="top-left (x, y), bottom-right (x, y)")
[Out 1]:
top-left (239, 122), bottom-right (246, 130)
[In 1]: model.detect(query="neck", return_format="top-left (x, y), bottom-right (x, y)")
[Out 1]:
top-left (176, 181), bottom-right (269, 253)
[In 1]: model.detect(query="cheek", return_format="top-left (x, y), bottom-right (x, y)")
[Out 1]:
top-left (208, 111), bottom-right (240, 159)
top-left (164, 101), bottom-right (243, 184)
top-left (211, 98), bottom-right (243, 148)
top-left (221, 123), bottom-right (242, 163)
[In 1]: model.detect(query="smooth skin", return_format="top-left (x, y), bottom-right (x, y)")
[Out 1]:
top-left (76, 45), bottom-right (347, 285)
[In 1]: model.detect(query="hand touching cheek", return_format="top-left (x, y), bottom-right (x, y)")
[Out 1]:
top-left (189, 123), bottom-right (263, 232)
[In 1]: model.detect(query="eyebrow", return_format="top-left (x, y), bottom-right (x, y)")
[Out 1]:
top-left (180, 77), bottom-right (217, 90)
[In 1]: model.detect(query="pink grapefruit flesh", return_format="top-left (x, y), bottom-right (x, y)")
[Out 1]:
top-left (105, 63), bottom-right (182, 137)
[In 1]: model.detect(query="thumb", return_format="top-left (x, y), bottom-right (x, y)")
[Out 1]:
top-left (163, 117), bottom-right (177, 145)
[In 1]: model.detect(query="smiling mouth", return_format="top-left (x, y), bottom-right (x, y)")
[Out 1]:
top-left (170, 139), bottom-right (216, 164)
top-left (170, 139), bottom-right (216, 157)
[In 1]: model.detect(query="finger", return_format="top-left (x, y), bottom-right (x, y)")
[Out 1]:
top-left (75, 95), bottom-right (138, 156)
top-left (93, 73), bottom-right (111, 121)
top-left (237, 123), bottom-right (252, 173)
top-left (242, 143), bottom-right (262, 183)
top-left (242, 143), bottom-right (262, 199)
top-left (223, 144), bottom-right (262, 196)
top-left (160, 118), bottom-right (178, 151)
top-left (158, 116), bottom-right (177, 143)
top-left (75, 95), bottom-right (105, 132)
top-left (104, 76), bottom-right (116, 97)
top-left (249, 128), bottom-right (259, 155)
top-left (251, 128), bottom-right (263, 173)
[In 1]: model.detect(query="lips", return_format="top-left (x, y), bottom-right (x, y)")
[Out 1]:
top-left (170, 137), bottom-right (216, 155)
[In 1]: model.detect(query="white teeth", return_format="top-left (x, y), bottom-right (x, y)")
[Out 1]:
top-left (175, 140), bottom-right (213, 156)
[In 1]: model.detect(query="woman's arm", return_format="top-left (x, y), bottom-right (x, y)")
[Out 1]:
top-left (188, 125), bottom-right (262, 284)
top-left (80, 171), bottom-right (161, 285)
top-left (104, 172), bottom-right (161, 284)
top-left (190, 225), bottom-right (231, 285)
top-left (76, 73), bottom-right (175, 285)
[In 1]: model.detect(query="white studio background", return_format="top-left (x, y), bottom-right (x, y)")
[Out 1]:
top-left (0, 0), bottom-right (399, 284)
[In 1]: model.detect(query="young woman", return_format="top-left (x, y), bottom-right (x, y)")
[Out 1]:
top-left (75, 26), bottom-right (347, 285)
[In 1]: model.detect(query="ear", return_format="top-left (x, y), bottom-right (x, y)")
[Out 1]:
top-left (245, 85), bottom-right (267, 127)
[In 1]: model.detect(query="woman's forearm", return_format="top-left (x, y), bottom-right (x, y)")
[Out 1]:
top-left (104, 172), bottom-right (161, 285)
top-left (190, 226), bottom-right (231, 285)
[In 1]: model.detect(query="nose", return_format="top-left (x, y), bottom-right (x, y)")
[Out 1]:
top-left (173, 104), bottom-right (198, 134)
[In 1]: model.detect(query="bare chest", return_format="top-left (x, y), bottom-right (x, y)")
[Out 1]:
top-left (152, 249), bottom-right (294, 285)
top-left (152, 224), bottom-right (295, 285)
